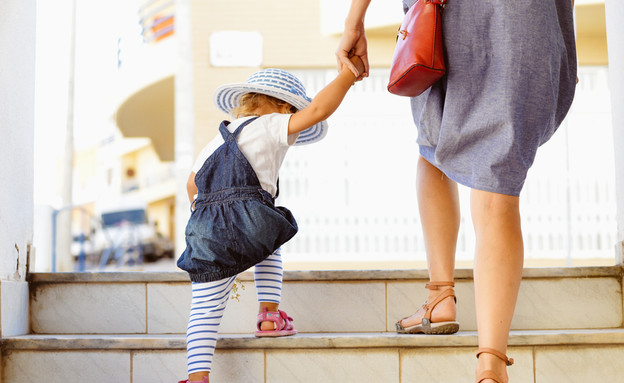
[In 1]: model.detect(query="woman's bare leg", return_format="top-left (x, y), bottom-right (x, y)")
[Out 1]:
top-left (400, 156), bottom-right (460, 327)
top-left (471, 189), bottom-right (524, 383)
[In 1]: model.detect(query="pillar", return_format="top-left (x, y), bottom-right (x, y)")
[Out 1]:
top-left (605, 0), bottom-right (624, 265)
top-left (0, 0), bottom-right (36, 344)
top-left (174, 0), bottom-right (195, 257)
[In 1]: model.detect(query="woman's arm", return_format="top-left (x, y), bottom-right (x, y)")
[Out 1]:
top-left (336, 0), bottom-right (371, 79)
top-left (288, 56), bottom-right (365, 135)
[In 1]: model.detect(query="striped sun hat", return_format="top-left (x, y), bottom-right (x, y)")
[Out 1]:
top-left (213, 68), bottom-right (328, 145)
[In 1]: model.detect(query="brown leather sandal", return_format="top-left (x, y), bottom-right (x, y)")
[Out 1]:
top-left (395, 281), bottom-right (460, 334)
top-left (476, 348), bottom-right (514, 383)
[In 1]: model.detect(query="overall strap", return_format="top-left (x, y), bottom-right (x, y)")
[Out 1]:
top-left (218, 120), bottom-right (231, 141)
top-left (218, 116), bottom-right (260, 141)
top-left (233, 116), bottom-right (260, 137)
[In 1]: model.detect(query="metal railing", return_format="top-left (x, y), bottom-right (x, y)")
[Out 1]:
top-left (51, 206), bottom-right (112, 272)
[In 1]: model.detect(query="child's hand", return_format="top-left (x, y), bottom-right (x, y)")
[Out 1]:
top-left (349, 55), bottom-right (366, 81)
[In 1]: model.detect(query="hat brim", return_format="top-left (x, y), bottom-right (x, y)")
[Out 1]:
top-left (214, 83), bottom-right (328, 146)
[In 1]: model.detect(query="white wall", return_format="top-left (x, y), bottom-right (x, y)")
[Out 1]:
top-left (0, 0), bottom-right (36, 336)
top-left (605, 0), bottom-right (624, 264)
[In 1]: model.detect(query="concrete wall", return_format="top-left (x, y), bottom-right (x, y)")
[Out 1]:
top-left (189, 0), bottom-right (396, 156)
top-left (605, 0), bottom-right (624, 264)
top-left (0, 0), bottom-right (36, 336)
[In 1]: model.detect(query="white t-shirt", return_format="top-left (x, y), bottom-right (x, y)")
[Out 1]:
top-left (191, 113), bottom-right (298, 197)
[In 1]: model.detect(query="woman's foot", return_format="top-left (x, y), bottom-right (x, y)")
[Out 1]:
top-left (399, 287), bottom-right (456, 326)
top-left (396, 282), bottom-right (458, 334)
top-left (475, 348), bottom-right (513, 383)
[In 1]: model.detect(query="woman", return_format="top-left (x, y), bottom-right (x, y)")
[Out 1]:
top-left (336, 0), bottom-right (577, 382)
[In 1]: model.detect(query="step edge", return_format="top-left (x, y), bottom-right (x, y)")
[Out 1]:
top-left (4, 329), bottom-right (624, 351)
top-left (27, 266), bottom-right (624, 284)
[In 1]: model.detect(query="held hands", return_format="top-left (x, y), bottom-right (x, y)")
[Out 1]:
top-left (348, 55), bottom-right (365, 80)
top-left (336, 23), bottom-right (369, 81)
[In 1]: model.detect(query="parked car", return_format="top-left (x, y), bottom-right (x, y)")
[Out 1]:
top-left (72, 207), bottom-right (174, 267)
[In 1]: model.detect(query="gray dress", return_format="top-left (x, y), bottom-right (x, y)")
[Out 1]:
top-left (403, 0), bottom-right (577, 196)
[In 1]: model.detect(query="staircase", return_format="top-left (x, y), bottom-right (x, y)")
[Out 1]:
top-left (2, 266), bottom-right (623, 382)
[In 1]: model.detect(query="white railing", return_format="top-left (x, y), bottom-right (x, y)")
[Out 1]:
top-left (278, 67), bottom-right (616, 266)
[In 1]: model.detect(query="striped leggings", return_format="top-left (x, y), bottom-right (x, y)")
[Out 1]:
top-left (185, 248), bottom-right (283, 375)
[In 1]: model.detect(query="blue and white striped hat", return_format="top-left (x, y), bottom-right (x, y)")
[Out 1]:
top-left (213, 68), bottom-right (328, 145)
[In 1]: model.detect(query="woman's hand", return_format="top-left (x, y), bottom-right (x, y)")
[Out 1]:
top-left (336, 0), bottom-right (371, 81)
top-left (336, 25), bottom-right (369, 81)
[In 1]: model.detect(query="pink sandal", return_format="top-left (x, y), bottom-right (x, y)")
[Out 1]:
top-left (254, 307), bottom-right (297, 337)
top-left (178, 377), bottom-right (208, 383)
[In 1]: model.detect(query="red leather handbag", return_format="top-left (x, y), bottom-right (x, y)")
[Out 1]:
top-left (387, 0), bottom-right (447, 97)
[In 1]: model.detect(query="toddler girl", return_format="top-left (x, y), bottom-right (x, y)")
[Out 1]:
top-left (177, 55), bottom-right (364, 383)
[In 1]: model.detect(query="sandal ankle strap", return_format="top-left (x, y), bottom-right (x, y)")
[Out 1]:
top-left (425, 281), bottom-right (455, 290)
top-left (476, 348), bottom-right (514, 366)
top-left (422, 287), bottom-right (457, 322)
top-left (477, 370), bottom-right (503, 383)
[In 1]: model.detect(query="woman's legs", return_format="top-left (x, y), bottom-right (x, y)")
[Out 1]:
top-left (255, 248), bottom-right (284, 330)
top-left (186, 277), bottom-right (236, 382)
top-left (400, 156), bottom-right (460, 327)
top-left (471, 189), bottom-right (524, 383)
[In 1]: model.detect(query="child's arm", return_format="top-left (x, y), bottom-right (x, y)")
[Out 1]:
top-left (186, 172), bottom-right (198, 203)
top-left (288, 56), bottom-right (364, 135)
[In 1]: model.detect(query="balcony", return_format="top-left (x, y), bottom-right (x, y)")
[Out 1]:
top-left (114, 0), bottom-right (176, 161)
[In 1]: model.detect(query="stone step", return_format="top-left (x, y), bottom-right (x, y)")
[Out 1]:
top-left (3, 329), bottom-right (624, 382)
top-left (28, 266), bottom-right (624, 334)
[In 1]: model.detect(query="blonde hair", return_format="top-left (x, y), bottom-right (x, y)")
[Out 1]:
top-left (231, 93), bottom-right (297, 118)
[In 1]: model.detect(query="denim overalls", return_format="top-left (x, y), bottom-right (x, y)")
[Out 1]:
top-left (177, 117), bottom-right (298, 282)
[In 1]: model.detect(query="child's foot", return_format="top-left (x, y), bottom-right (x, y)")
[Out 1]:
top-left (254, 307), bottom-right (297, 337)
top-left (260, 318), bottom-right (276, 331)
top-left (178, 376), bottom-right (208, 383)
